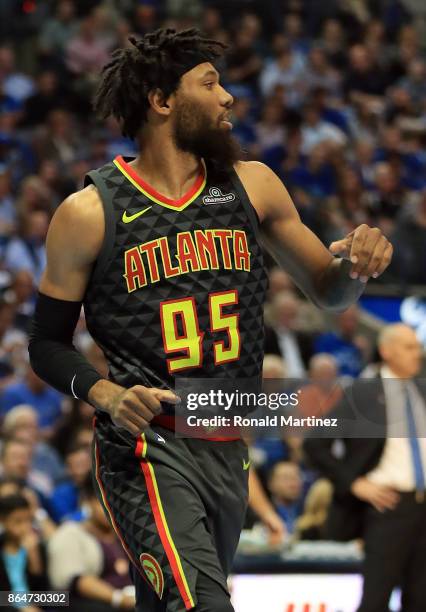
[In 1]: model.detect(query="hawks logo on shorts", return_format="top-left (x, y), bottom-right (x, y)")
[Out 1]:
top-left (140, 553), bottom-right (164, 599)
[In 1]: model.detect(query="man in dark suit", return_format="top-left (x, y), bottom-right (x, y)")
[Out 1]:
top-left (304, 323), bottom-right (426, 612)
top-left (264, 290), bottom-right (315, 377)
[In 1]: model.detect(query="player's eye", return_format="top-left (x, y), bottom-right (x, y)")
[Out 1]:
top-left (205, 82), bottom-right (214, 89)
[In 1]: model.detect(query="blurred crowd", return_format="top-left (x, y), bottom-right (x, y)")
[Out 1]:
top-left (0, 0), bottom-right (425, 609)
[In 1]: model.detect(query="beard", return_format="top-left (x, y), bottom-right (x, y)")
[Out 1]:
top-left (171, 97), bottom-right (243, 169)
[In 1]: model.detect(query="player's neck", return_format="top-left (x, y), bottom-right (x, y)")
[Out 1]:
top-left (131, 132), bottom-right (202, 201)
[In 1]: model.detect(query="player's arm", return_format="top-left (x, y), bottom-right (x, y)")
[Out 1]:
top-left (235, 162), bottom-right (393, 312)
top-left (28, 187), bottom-right (178, 435)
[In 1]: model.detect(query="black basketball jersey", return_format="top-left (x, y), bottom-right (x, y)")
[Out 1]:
top-left (83, 155), bottom-right (268, 395)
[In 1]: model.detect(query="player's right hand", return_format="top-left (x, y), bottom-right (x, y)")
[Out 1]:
top-left (109, 385), bottom-right (180, 436)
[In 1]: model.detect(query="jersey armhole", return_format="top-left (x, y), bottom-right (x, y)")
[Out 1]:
top-left (228, 167), bottom-right (261, 238)
top-left (84, 169), bottom-right (116, 286)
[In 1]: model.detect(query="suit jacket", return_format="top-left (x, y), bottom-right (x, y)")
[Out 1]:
top-left (264, 325), bottom-right (315, 369)
top-left (303, 375), bottom-right (426, 541)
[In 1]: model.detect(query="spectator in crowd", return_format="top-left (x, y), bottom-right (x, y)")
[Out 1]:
top-left (362, 20), bottom-right (386, 65)
top-left (15, 176), bottom-right (53, 219)
top-left (48, 474), bottom-right (136, 612)
top-left (352, 138), bottom-right (376, 186)
top-left (344, 44), bottom-right (388, 109)
top-left (225, 24), bottom-right (263, 94)
top-left (165, 0), bottom-right (203, 21)
top-left (2, 210), bottom-right (49, 285)
top-left (38, 0), bottom-right (79, 64)
top-left (255, 98), bottom-right (286, 157)
top-left (252, 354), bottom-right (291, 472)
top-left (0, 300), bottom-right (27, 383)
top-left (265, 267), bottom-right (295, 302)
top-left (347, 101), bottom-right (379, 149)
top-left (0, 46), bottom-right (35, 105)
top-left (287, 142), bottom-right (337, 200)
top-left (50, 397), bottom-right (93, 461)
top-left (48, 443), bottom-right (91, 523)
top-left (297, 353), bottom-right (343, 418)
top-left (394, 25), bottom-right (421, 77)
top-left (0, 166), bottom-right (16, 245)
top-left (304, 46), bottom-right (341, 97)
top-left (265, 290), bottom-right (315, 377)
top-left (32, 109), bottom-right (81, 168)
top-left (22, 71), bottom-right (69, 129)
top-left (246, 467), bottom-right (287, 546)
top-left (131, 1), bottom-right (159, 36)
top-left (321, 18), bottom-right (347, 70)
top-left (36, 158), bottom-right (71, 206)
top-left (367, 160), bottom-right (404, 225)
top-left (0, 438), bottom-right (51, 508)
top-left (295, 478), bottom-right (333, 541)
top-left (282, 12), bottom-right (310, 57)
top-left (0, 130), bottom-right (35, 190)
top-left (0, 475), bottom-right (56, 540)
top-left (260, 35), bottom-right (306, 105)
top-left (2, 405), bottom-right (64, 486)
top-left (0, 364), bottom-right (64, 436)
top-left (0, 475), bottom-right (24, 498)
top-left (262, 353), bottom-right (286, 380)
top-left (65, 14), bottom-right (112, 85)
top-left (0, 494), bottom-right (49, 611)
top-left (305, 323), bottom-right (426, 611)
top-left (397, 58), bottom-right (426, 110)
top-left (390, 186), bottom-right (426, 284)
top-left (336, 165), bottom-right (369, 228)
top-left (267, 461), bottom-right (304, 535)
top-left (313, 305), bottom-right (367, 378)
top-left (201, 6), bottom-right (227, 42)
top-left (2, 269), bottom-right (35, 334)
top-left (300, 105), bottom-right (346, 155)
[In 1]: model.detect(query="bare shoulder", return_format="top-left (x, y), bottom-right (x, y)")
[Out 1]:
top-left (48, 184), bottom-right (104, 264)
top-left (233, 161), bottom-right (291, 222)
top-left (234, 160), bottom-right (275, 185)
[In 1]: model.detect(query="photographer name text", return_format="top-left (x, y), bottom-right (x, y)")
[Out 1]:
top-left (186, 415), bottom-right (338, 428)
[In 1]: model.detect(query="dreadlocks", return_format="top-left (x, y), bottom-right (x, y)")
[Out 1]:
top-left (93, 28), bottom-right (227, 140)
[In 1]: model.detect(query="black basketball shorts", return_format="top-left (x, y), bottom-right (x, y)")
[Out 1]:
top-left (91, 412), bottom-right (249, 611)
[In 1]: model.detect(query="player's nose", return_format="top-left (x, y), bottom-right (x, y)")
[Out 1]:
top-left (219, 85), bottom-right (233, 108)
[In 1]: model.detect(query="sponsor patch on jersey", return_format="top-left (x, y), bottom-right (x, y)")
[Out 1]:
top-left (140, 553), bottom-right (164, 599)
top-left (202, 187), bottom-right (236, 205)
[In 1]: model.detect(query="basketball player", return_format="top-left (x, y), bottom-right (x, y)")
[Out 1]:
top-left (29, 29), bottom-right (392, 612)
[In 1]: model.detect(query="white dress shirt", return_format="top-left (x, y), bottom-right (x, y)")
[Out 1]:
top-left (277, 329), bottom-right (306, 378)
top-left (366, 365), bottom-right (426, 491)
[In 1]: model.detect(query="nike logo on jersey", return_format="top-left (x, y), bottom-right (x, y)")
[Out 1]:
top-left (122, 206), bottom-right (152, 223)
top-left (156, 433), bottom-right (166, 443)
top-left (243, 458), bottom-right (251, 471)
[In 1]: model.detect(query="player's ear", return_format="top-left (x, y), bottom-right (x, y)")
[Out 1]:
top-left (148, 88), bottom-right (173, 116)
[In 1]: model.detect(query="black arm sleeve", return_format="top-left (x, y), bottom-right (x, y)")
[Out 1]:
top-left (28, 291), bottom-right (104, 403)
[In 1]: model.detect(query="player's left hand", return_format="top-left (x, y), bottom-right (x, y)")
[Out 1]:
top-left (329, 224), bottom-right (393, 283)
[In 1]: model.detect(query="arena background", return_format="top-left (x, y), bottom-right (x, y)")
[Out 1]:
top-left (0, 1), bottom-right (425, 611)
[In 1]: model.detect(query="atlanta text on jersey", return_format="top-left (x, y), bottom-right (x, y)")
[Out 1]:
top-left (123, 228), bottom-right (251, 292)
